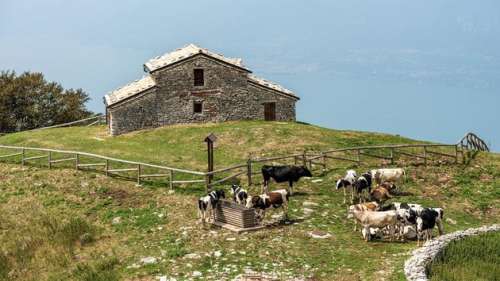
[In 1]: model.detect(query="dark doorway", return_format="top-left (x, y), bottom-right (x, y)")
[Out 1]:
top-left (264, 102), bottom-right (276, 121)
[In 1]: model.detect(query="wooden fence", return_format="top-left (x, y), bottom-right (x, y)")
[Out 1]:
top-left (0, 145), bottom-right (206, 189)
top-left (0, 132), bottom-right (489, 192)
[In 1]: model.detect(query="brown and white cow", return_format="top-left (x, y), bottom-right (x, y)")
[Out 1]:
top-left (246, 189), bottom-right (289, 222)
top-left (349, 209), bottom-right (403, 241)
top-left (370, 186), bottom-right (392, 203)
top-left (347, 202), bottom-right (379, 231)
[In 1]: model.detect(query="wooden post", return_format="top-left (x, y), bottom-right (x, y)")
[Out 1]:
top-left (204, 133), bottom-right (217, 184)
top-left (454, 145), bottom-right (458, 164)
top-left (169, 170), bottom-right (174, 190)
top-left (137, 164), bottom-right (141, 185)
top-left (321, 152), bottom-right (326, 174)
top-left (356, 149), bottom-right (361, 165)
top-left (21, 148), bottom-right (25, 166)
top-left (75, 153), bottom-right (80, 170)
top-left (48, 151), bottom-right (52, 169)
top-left (205, 174), bottom-right (210, 193)
top-left (247, 158), bottom-right (252, 186)
top-left (302, 150), bottom-right (307, 167)
top-left (423, 146), bottom-right (427, 166)
top-left (390, 147), bottom-right (395, 165)
top-left (294, 155), bottom-right (298, 165)
top-left (105, 159), bottom-right (109, 176)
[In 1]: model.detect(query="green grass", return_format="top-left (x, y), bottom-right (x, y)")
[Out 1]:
top-left (429, 231), bottom-right (500, 281)
top-left (0, 121), bottom-right (498, 280)
top-left (0, 121), bottom-right (420, 170)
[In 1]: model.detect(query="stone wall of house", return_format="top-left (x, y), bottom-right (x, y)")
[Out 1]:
top-left (246, 83), bottom-right (297, 121)
top-left (108, 88), bottom-right (157, 135)
top-left (108, 54), bottom-right (297, 135)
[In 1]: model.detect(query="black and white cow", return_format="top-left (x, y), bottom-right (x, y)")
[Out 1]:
top-left (230, 184), bottom-right (248, 205)
top-left (382, 202), bottom-right (444, 243)
top-left (416, 208), bottom-right (440, 246)
top-left (336, 169), bottom-right (357, 204)
top-left (246, 189), bottom-right (290, 222)
top-left (198, 189), bottom-right (225, 223)
top-left (261, 165), bottom-right (312, 195)
top-left (353, 172), bottom-right (372, 203)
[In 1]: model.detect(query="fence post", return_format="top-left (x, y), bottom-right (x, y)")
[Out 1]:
top-left (105, 159), bottom-right (109, 176)
top-left (356, 149), bottom-right (361, 165)
top-left (48, 151), bottom-right (52, 169)
top-left (205, 174), bottom-right (210, 193)
top-left (169, 170), bottom-right (174, 190)
top-left (137, 164), bottom-right (141, 185)
top-left (302, 150), bottom-right (307, 168)
top-left (423, 146), bottom-right (427, 166)
top-left (75, 153), bottom-right (80, 170)
top-left (294, 155), bottom-right (298, 165)
top-left (454, 145), bottom-right (458, 164)
top-left (21, 148), bottom-right (25, 166)
top-left (321, 151), bottom-right (327, 174)
top-left (390, 147), bottom-right (395, 165)
top-left (247, 157), bottom-right (253, 186)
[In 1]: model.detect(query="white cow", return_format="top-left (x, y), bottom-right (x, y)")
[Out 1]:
top-left (349, 209), bottom-right (403, 241)
top-left (370, 168), bottom-right (406, 185)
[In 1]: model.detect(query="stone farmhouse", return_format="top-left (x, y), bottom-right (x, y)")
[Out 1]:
top-left (104, 44), bottom-right (299, 135)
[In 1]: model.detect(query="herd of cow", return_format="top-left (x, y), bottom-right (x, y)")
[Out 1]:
top-left (197, 164), bottom-right (444, 246)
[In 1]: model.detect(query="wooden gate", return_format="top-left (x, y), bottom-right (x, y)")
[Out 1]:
top-left (264, 102), bottom-right (276, 121)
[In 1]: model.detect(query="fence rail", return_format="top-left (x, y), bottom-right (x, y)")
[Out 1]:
top-left (0, 132), bottom-right (489, 192)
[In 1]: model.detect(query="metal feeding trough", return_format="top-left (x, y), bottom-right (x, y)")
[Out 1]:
top-left (212, 200), bottom-right (265, 233)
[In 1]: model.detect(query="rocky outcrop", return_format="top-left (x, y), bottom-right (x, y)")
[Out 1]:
top-left (404, 224), bottom-right (500, 281)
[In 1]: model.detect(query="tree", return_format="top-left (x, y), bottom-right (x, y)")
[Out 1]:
top-left (0, 71), bottom-right (93, 133)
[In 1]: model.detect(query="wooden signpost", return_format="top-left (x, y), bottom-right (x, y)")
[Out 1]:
top-left (204, 133), bottom-right (217, 185)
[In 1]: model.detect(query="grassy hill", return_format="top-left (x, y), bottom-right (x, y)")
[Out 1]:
top-left (0, 121), bottom-right (498, 281)
top-left (0, 121), bottom-right (421, 170)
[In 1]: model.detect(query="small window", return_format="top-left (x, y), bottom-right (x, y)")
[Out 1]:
top-left (193, 101), bottom-right (203, 113)
top-left (194, 69), bottom-right (204, 86)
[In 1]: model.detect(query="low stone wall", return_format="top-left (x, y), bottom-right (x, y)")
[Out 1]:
top-left (404, 224), bottom-right (500, 281)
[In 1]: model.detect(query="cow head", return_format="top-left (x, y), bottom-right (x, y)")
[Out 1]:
top-left (299, 166), bottom-right (313, 178)
top-left (230, 184), bottom-right (239, 195)
top-left (215, 189), bottom-right (225, 199)
top-left (347, 205), bottom-right (355, 219)
top-left (336, 179), bottom-right (347, 190)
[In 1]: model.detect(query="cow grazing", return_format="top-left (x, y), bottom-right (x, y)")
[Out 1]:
top-left (349, 209), bottom-right (402, 241)
top-left (353, 173), bottom-right (373, 203)
top-left (198, 189), bottom-right (225, 223)
top-left (347, 202), bottom-right (379, 231)
top-left (371, 168), bottom-right (406, 185)
top-left (261, 165), bottom-right (312, 195)
top-left (336, 169), bottom-right (358, 204)
top-left (230, 184), bottom-right (248, 205)
top-left (370, 186), bottom-right (392, 203)
top-left (246, 189), bottom-right (290, 222)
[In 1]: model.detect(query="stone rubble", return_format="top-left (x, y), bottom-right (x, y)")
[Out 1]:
top-left (404, 224), bottom-right (499, 281)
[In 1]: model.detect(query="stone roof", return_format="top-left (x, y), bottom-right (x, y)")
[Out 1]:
top-left (144, 44), bottom-right (249, 72)
top-left (104, 75), bottom-right (156, 106)
top-left (248, 74), bottom-right (297, 98)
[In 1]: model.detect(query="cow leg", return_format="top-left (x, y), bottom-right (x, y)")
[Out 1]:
top-left (288, 181), bottom-right (294, 196)
top-left (363, 226), bottom-right (370, 241)
top-left (437, 220), bottom-right (444, 236)
top-left (343, 188), bottom-right (346, 204)
top-left (353, 218), bottom-right (358, 231)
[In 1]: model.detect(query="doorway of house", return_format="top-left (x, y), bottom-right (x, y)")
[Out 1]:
top-left (264, 102), bottom-right (276, 121)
